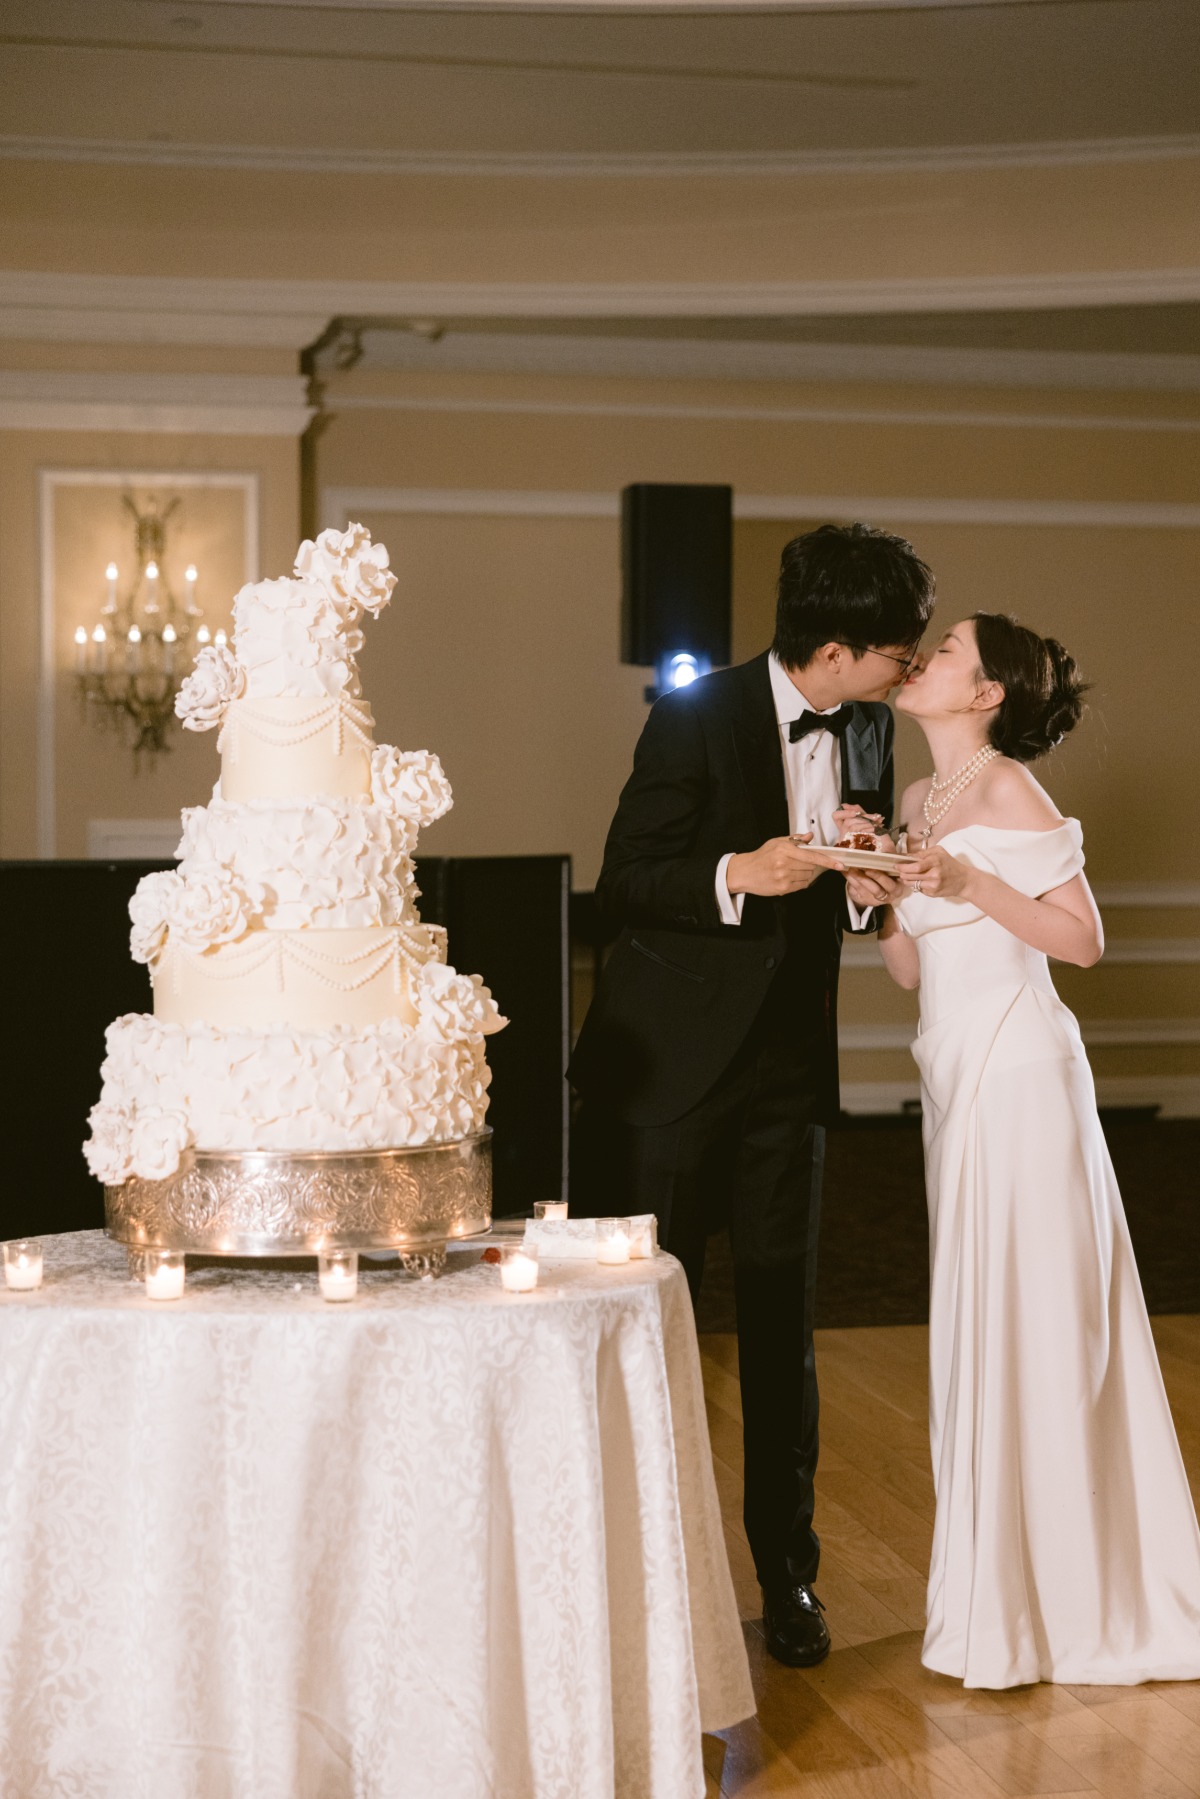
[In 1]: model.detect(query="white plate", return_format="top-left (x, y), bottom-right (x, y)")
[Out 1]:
top-left (828, 845), bottom-right (920, 874)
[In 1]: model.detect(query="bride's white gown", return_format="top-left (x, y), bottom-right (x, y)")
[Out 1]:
top-left (897, 820), bottom-right (1200, 1689)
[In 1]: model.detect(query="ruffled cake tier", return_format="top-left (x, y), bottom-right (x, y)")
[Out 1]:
top-left (176, 795), bottom-right (418, 933)
top-left (85, 1016), bottom-right (494, 1186)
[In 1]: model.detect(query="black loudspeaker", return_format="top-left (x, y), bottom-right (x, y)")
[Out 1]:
top-left (0, 856), bottom-right (569, 1239)
top-left (621, 483), bottom-right (732, 675)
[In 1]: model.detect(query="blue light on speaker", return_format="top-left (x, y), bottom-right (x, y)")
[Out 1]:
top-left (663, 651), bottom-right (710, 692)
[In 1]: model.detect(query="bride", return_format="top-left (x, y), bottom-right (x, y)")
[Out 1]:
top-left (847, 612), bottom-right (1200, 1690)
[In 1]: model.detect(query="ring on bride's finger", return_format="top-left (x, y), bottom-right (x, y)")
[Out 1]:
top-left (914, 879), bottom-right (923, 892)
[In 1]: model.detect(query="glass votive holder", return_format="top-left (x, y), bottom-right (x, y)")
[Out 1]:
top-left (3, 1239), bottom-right (43, 1291)
top-left (595, 1217), bottom-right (632, 1266)
top-left (499, 1241), bottom-right (539, 1293)
top-left (318, 1251), bottom-right (358, 1303)
top-left (533, 1200), bottom-right (568, 1221)
top-left (144, 1250), bottom-right (185, 1302)
top-left (630, 1217), bottom-right (658, 1259)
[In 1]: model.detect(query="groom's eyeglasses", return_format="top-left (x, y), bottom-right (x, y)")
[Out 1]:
top-left (839, 643), bottom-right (923, 675)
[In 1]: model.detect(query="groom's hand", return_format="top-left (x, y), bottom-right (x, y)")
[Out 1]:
top-left (727, 835), bottom-right (842, 898)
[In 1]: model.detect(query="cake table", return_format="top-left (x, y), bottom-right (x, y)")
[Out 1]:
top-left (0, 1233), bottom-right (754, 1799)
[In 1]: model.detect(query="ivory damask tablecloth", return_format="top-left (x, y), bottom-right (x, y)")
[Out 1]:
top-left (0, 1231), bottom-right (753, 1799)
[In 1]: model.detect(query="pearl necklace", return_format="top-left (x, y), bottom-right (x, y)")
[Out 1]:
top-left (922, 744), bottom-right (1000, 832)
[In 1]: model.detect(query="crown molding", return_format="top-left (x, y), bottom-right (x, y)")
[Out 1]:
top-left (0, 370), bottom-right (313, 437)
top-left (176, 0), bottom-right (1093, 11)
top-left (329, 391), bottom-right (1200, 432)
top-left (322, 486), bottom-right (1200, 531)
top-left (2, 131), bottom-right (1195, 182)
top-left (3, 269), bottom-right (1200, 350)
top-left (331, 331), bottom-right (1200, 393)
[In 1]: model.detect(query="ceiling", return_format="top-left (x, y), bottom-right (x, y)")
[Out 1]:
top-left (1, 0), bottom-right (1195, 161)
top-left (1, 1), bottom-right (1195, 369)
top-left (357, 306), bottom-right (1200, 353)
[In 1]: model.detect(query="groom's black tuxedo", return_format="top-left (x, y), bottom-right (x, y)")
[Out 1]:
top-left (569, 649), bottom-right (895, 1597)
top-left (569, 650), bottom-right (894, 1125)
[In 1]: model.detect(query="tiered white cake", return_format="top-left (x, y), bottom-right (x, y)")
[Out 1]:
top-left (85, 524), bottom-right (505, 1188)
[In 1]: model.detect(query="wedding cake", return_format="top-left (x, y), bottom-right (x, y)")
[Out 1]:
top-left (84, 524), bottom-right (505, 1197)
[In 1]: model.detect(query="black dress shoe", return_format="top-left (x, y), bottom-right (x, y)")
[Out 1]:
top-left (762, 1582), bottom-right (830, 1667)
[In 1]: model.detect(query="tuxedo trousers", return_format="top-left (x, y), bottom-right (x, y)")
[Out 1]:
top-left (571, 976), bottom-right (826, 1591)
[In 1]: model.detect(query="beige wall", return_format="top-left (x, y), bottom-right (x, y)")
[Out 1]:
top-left (315, 364), bottom-right (1200, 1108)
top-left (0, 334), bottom-right (1194, 1108)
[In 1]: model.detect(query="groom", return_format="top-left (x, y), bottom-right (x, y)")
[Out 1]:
top-left (569, 522), bottom-right (934, 1666)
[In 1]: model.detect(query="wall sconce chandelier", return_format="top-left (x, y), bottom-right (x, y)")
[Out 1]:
top-left (73, 495), bottom-right (221, 761)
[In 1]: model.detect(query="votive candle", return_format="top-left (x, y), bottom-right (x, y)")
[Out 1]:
top-left (4, 1240), bottom-right (43, 1291)
top-left (145, 1250), bottom-right (185, 1301)
top-left (318, 1251), bottom-right (358, 1302)
top-left (533, 1200), bottom-right (568, 1221)
top-left (595, 1219), bottom-right (632, 1266)
top-left (499, 1243), bottom-right (539, 1292)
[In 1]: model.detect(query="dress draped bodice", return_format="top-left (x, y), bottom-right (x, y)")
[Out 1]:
top-left (897, 819), bottom-right (1085, 1031)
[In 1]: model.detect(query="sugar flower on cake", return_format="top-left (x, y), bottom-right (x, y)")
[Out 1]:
top-left (129, 1108), bottom-right (192, 1182)
top-left (370, 746), bottom-right (453, 825)
top-left (83, 1099), bottom-right (134, 1185)
top-left (175, 643), bottom-right (245, 731)
top-left (129, 870), bottom-right (184, 965)
top-left (168, 863), bottom-right (256, 950)
top-left (412, 960), bottom-right (506, 1042)
top-left (294, 522), bottom-right (396, 620)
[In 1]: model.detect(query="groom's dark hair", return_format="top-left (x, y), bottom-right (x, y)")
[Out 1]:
top-left (773, 522), bottom-right (935, 670)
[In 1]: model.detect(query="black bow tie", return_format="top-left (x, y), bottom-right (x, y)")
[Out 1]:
top-left (789, 707), bottom-right (852, 743)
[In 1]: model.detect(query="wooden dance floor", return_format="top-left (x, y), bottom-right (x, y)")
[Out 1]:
top-left (699, 1318), bottom-right (1200, 1799)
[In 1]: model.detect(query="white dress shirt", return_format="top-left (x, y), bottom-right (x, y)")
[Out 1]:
top-left (715, 653), bottom-right (871, 928)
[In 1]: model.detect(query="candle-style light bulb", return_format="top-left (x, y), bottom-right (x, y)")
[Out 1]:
top-left (105, 561), bottom-right (119, 581)
top-left (184, 563), bottom-right (198, 612)
top-left (74, 624), bottom-right (88, 672)
top-left (162, 623), bottom-right (177, 643)
top-left (196, 624), bottom-right (211, 647)
top-left (145, 561), bottom-right (158, 579)
top-left (92, 622), bottom-right (108, 673)
top-left (213, 628), bottom-right (228, 649)
top-left (104, 561), bottom-right (119, 611)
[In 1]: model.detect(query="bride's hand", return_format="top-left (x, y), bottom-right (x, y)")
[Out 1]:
top-left (901, 846), bottom-right (974, 900)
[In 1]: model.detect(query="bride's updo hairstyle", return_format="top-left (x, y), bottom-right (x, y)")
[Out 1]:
top-left (972, 612), bottom-right (1089, 763)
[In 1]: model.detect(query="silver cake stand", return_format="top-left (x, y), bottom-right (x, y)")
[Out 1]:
top-left (104, 1131), bottom-right (492, 1277)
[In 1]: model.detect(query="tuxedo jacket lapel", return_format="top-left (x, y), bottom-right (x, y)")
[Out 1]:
top-left (841, 707), bottom-right (878, 801)
top-left (732, 653), bottom-right (790, 842)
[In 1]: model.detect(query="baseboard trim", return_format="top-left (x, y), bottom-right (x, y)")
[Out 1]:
top-left (841, 1019), bottom-right (1200, 1050)
top-left (840, 1076), bottom-right (1200, 1118)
